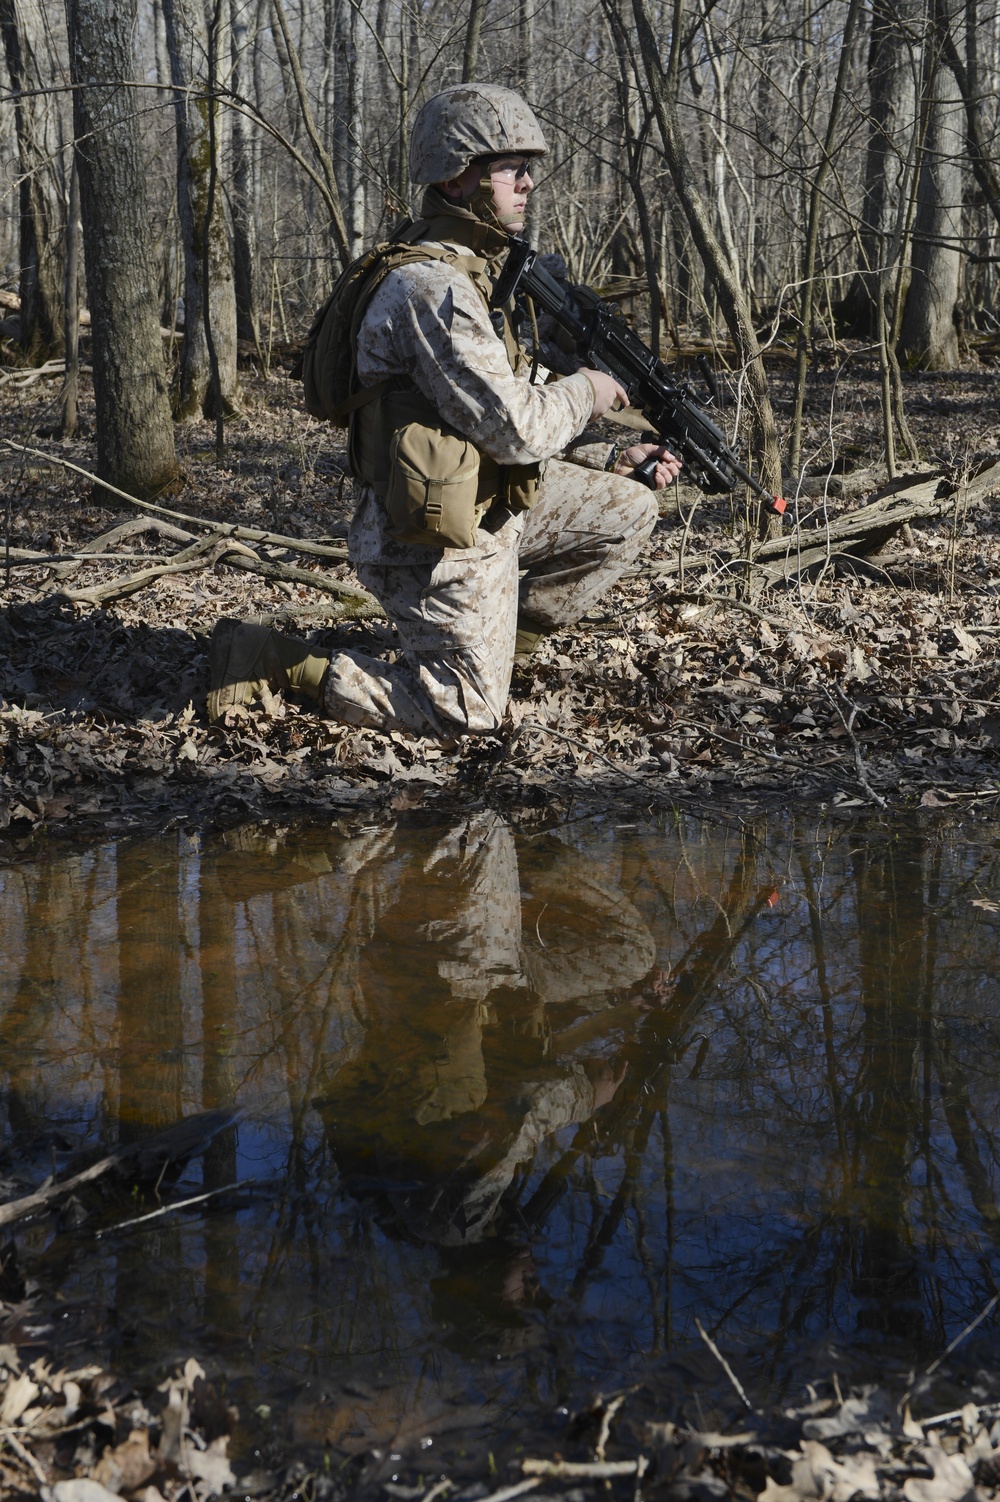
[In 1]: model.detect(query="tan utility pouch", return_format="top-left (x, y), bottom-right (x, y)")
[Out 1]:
top-left (385, 421), bottom-right (484, 549)
top-left (504, 461), bottom-right (543, 513)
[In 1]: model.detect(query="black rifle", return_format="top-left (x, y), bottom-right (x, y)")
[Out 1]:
top-left (492, 237), bottom-right (786, 515)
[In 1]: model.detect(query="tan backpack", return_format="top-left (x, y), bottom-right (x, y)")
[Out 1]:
top-left (301, 226), bottom-right (490, 426)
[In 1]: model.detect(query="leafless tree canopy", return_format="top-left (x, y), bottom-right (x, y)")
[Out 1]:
top-left (0, 0), bottom-right (999, 471)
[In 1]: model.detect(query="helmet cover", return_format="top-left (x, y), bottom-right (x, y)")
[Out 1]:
top-left (408, 83), bottom-right (548, 185)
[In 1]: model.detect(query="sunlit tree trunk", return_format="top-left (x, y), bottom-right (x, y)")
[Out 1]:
top-left (841, 0), bottom-right (920, 335)
top-left (65, 0), bottom-right (180, 499)
top-left (0, 0), bottom-right (65, 358)
top-left (899, 0), bottom-right (964, 370)
top-left (332, 0), bottom-right (367, 256)
top-left (162, 0), bottom-right (241, 417)
top-left (230, 0), bottom-right (260, 347)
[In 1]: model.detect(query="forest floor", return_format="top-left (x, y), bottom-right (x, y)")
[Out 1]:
top-left (2, 342), bottom-right (1000, 848)
top-left (4, 346), bottom-right (1000, 1492)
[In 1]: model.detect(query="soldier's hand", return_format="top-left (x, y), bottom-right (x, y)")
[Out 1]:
top-left (583, 369), bottom-right (630, 420)
top-left (616, 441), bottom-right (682, 490)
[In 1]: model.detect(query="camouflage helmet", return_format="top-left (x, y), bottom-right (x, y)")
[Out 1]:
top-left (408, 83), bottom-right (548, 185)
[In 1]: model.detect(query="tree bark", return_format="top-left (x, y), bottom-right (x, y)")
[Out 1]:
top-left (65, 0), bottom-right (180, 499)
top-left (229, 0), bottom-right (261, 347)
top-left (0, 0), bottom-right (65, 358)
top-left (462, 0), bottom-right (487, 80)
top-left (840, 0), bottom-right (920, 335)
top-left (787, 0), bottom-right (865, 477)
top-left (59, 151), bottom-right (81, 438)
top-left (162, 0), bottom-right (241, 418)
top-left (332, 0), bottom-right (366, 257)
top-left (899, 0), bottom-right (964, 370)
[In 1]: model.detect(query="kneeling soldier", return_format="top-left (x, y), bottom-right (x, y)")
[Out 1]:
top-left (209, 83), bottom-right (681, 737)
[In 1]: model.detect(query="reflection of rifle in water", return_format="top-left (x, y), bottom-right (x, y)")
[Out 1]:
top-left (513, 872), bottom-right (779, 1240)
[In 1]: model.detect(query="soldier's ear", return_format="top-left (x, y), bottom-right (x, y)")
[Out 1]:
top-left (439, 177), bottom-right (464, 200)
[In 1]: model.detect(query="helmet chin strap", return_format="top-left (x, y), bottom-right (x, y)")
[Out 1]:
top-left (467, 171), bottom-right (517, 235)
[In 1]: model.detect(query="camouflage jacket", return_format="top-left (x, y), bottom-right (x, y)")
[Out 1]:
top-left (355, 236), bottom-right (598, 468)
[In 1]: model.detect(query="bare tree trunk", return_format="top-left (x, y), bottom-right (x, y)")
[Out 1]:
top-left (788, 0), bottom-right (865, 477)
top-left (463, 0), bottom-right (487, 81)
top-left (899, 0), bottom-right (964, 370)
top-left (65, 0), bottom-right (180, 499)
top-left (841, 0), bottom-right (920, 334)
top-left (230, 0), bottom-right (261, 347)
top-left (162, 0), bottom-right (241, 418)
top-left (0, 0), bottom-right (64, 358)
top-left (629, 0), bottom-right (783, 503)
top-left (934, 0), bottom-right (1000, 233)
top-left (59, 151), bottom-right (81, 439)
top-left (333, 0), bottom-right (366, 256)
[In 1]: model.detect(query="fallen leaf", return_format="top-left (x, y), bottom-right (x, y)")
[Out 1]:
top-left (0, 1369), bottom-right (39, 1425)
top-left (94, 1428), bottom-right (157, 1494)
top-left (903, 1443), bottom-right (976, 1502)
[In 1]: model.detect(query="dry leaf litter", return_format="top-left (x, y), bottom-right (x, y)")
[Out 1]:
top-left (2, 353), bottom-right (1000, 840)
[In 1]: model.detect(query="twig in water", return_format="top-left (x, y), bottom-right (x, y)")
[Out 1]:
top-left (901, 1291), bottom-right (1000, 1412)
top-left (420, 1481), bottom-right (454, 1502)
top-left (96, 1177), bottom-right (261, 1237)
top-left (0, 1150), bottom-right (125, 1229)
top-left (694, 1318), bottom-right (754, 1410)
top-left (596, 1391), bottom-right (631, 1462)
top-left (481, 1479), bottom-right (542, 1502)
top-left (522, 1459), bottom-right (647, 1479)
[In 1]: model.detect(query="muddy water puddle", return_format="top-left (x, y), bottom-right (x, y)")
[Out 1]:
top-left (2, 809), bottom-right (1000, 1469)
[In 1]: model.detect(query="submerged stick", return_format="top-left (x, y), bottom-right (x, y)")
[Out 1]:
top-left (96, 1177), bottom-right (261, 1237)
top-left (694, 1318), bottom-right (754, 1410)
top-left (522, 1458), bottom-right (648, 1478)
top-left (0, 1152), bottom-right (124, 1229)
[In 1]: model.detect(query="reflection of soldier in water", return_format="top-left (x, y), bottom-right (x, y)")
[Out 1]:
top-left (316, 813), bottom-right (656, 1273)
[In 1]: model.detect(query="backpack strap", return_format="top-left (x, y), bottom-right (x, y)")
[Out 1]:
top-left (342, 241), bottom-right (493, 417)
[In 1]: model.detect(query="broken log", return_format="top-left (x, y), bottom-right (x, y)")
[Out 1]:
top-left (646, 461), bottom-right (1000, 587)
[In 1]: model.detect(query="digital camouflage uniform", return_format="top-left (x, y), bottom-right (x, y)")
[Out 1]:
top-left (319, 245), bottom-right (659, 737)
top-left (207, 83), bottom-right (660, 737)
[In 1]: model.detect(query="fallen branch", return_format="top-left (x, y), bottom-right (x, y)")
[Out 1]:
top-left (50, 516), bottom-right (196, 581)
top-left (1, 546), bottom-right (174, 565)
top-left (645, 462), bottom-right (1000, 587)
top-left (0, 440), bottom-right (350, 562)
top-left (0, 1150), bottom-right (125, 1229)
top-left (55, 534), bottom-right (253, 605)
top-left (47, 534), bottom-right (383, 614)
top-left (219, 552), bottom-right (382, 612)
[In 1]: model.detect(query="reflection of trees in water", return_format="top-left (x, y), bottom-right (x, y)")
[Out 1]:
top-left (683, 824), bottom-right (1000, 1383)
top-left (3, 815), bottom-right (1000, 1408)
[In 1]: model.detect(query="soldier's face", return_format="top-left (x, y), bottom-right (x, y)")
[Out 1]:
top-left (486, 156), bottom-right (535, 229)
top-left (440, 156), bottom-right (535, 229)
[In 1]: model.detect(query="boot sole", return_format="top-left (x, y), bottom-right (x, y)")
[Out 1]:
top-left (207, 618), bottom-right (244, 722)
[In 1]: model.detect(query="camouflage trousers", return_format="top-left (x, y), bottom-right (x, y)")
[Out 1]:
top-left (321, 458), bottom-right (658, 737)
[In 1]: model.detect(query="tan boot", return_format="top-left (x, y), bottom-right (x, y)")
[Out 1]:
top-left (514, 614), bottom-right (548, 660)
top-left (207, 618), bottom-right (331, 722)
